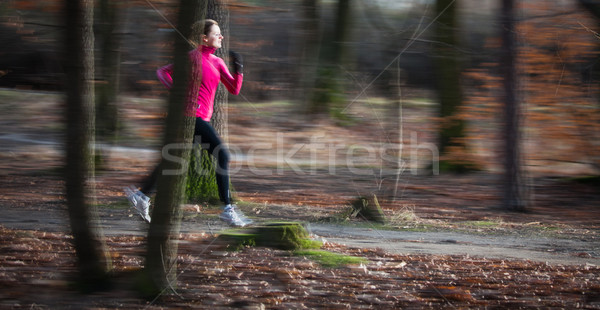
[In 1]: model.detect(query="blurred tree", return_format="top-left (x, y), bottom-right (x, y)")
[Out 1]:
top-left (145, 0), bottom-right (205, 297)
top-left (62, 0), bottom-right (112, 291)
top-left (95, 0), bottom-right (121, 152)
top-left (576, 1), bottom-right (600, 173)
top-left (296, 0), bottom-right (320, 109)
top-left (578, 0), bottom-right (600, 95)
top-left (307, 0), bottom-right (352, 118)
top-left (500, 0), bottom-right (527, 211)
top-left (95, 0), bottom-right (121, 170)
top-left (578, 0), bottom-right (600, 18)
top-left (433, 0), bottom-right (476, 173)
top-left (186, 0), bottom-right (229, 204)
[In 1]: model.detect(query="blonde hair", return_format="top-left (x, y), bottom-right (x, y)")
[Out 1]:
top-left (190, 19), bottom-right (219, 48)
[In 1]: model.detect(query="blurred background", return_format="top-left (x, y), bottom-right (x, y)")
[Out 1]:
top-left (1, 1), bottom-right (599, 304)
top-left (0, 0), bottom-right (598, 212)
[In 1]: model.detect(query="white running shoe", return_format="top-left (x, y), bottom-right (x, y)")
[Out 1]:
top-left (124, 186), bottom-right (151, 223)
top-left (124, 186), bottom-right (138, 208)
top-left (135, 191), bottom-right (151, 223)
top-left (219, 205), bottom-right (247, 227)
top-left (230, 204), bottom-right (253, 225)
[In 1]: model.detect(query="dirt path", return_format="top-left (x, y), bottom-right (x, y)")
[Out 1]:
top-left (308, 223), bottom-right (599, 266)
top-left (1, 200), bottom-right (598, 267)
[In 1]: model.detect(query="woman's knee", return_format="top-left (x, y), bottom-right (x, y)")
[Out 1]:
top-left (214, 145), bottom-right (230, 167)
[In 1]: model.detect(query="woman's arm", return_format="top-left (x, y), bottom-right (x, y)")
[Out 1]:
top-left (217, 56), bottom-right (243, 95)
top-left (156, 64), bottom-right (174, 89)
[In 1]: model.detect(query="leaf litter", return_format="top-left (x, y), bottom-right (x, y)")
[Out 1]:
top-left (1, 226), bottom-right (599, 309)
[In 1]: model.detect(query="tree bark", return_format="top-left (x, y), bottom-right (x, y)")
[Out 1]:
top-left (297, 0), bottom-right (320, 108)
top-left (578, 0), bottom-right (600, 19)
top-left (332, 0), bottom-right (351, 64)
top-left (63, 0), bottom-right (111, 291)
top-left (434, 0), bottom-right (467, 168)
top-left (96, 0), bottom-right (121, 142)
top-left (308, 0), bottom-right (352, 116)
top-left (186, 0), bottom-right (229, 204)
top-left (208, 0), bottom-right (229, 136)
top-left (95, 0), bottom-right (121, 171)
top-left (145, 0), bottom-right (205, 295)
top-left (500, 0), bottom-right (528, 211)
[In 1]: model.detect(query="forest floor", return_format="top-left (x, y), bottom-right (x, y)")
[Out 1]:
top-left (0, 90), bottom-right (599, 308)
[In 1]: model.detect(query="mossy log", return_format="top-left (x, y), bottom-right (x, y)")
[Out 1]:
top-left (216, 231), bottom-right (258, 251)
top-left (218, 222), bottom-right (321, 251)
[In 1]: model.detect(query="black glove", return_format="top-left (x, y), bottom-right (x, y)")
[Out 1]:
top-left (229, 50), bottom-right (243, 74)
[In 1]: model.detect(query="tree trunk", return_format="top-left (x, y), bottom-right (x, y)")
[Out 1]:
top-left (308, 0), bottom-right (352, 117)
top-left (96, 0), bottom-right (120, 139)
top-left (500, 0), bottom-right (528, 211)
top-left (208, 0), bottom-right (229, 136)
top-left (186, 0), bottom-right (229, 204)
top-left (434, 0), bottom-right (468, 171)
top-left (63, 0), bottom-right (111, 291)
top-left (145, 0), bottom-right (205, 296)
top-left (577, 1), bottom-right (600, 108)
top-left (95, 0), bottom-right (121, 170)
top-left (296, 0), bottom-right (320, 108)
top-left (578, 0), bottom-right (600, 18)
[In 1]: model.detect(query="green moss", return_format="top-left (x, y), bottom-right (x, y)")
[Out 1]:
top-left (217, 231), bottom-right (258, 251)
top-left (186, 147), bottom-right (220, 204)
top-left (255, 222), bottom-right (310, 250)
top-left (293, 250), bottom-right (368, 268)
top-left (218, 222), bottom-right (322, 251)
top-left (298, 238), bottom-right (323, 250)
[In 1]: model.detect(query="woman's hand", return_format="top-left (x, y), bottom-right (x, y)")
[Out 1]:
top-left (229, 51), bottom-right (243, 74)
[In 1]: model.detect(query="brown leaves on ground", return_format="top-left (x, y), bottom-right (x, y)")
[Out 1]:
top-left (1, 226), bottom-right (599, 309)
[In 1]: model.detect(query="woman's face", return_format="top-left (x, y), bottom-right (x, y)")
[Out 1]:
top-left (203, 25), bottom-right (223, 49)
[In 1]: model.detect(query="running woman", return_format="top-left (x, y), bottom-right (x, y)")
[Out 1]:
top-left (125, 19), bottom-right (250, 227)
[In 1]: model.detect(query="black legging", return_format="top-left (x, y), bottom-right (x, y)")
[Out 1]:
top-left (140, 117), bottom-right (231, 204)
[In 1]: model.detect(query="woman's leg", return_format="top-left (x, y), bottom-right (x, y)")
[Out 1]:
top-left (139, 164), bottom-right (160, 195)
top-left (194, 118), bottom-right (231, 205)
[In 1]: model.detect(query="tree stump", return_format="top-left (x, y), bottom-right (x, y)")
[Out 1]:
top-left (350, 194), bottom-right (386, 224)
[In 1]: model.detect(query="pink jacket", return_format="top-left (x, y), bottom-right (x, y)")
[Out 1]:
top-left (156, 45), bottom-right (243, 121)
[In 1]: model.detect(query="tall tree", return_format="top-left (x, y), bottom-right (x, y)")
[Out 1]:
top-left (297, 0), bottom-right (320, 108)
top-left (63, 0), bottom-right (111, 290)
top-left (207, 0), bottom-right (229, 136)
top-left (307, 0), bottom-right (352, 117)
top-left (186, 0), bottom-right (230, 204)
top-left (433, 0), bottom-right (471, 172)
top-left (145, 0), bottom-right (206, 296)
top-left (95, 0), bottom-right (121, 146)
top-left (500, 0), bottom-right (527, 211)
top-left (95, 0), bottom-right (122, 171)
top-left (578, 0), bottom-right (600, 18)
top-left (578, 0), bottom-right (600, 103)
